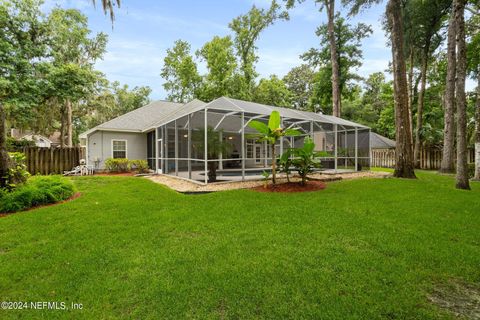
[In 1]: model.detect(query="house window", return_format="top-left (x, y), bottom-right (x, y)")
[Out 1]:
top-left (112, 140), bottom-right (127, 159)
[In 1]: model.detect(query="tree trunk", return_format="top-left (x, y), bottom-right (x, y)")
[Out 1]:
top-left (271, 143), bottom-right (276, 184)
top-left (414, 48), bottom-right (429, 168)
top-left (326, 0), bottom-right (341, 117)
top-left (474, 74), bottom-right (480, 180)
top-left (207, 161), bottom-right (217, 182)
top-left (60, 106), bottom-right (66, 148)
top-left (454, 0), bottom-right (470, 190)
top-left (0, 102), bottom-right (10, 189)
top-left (66, 99), bottom-right (73, 147)
top-left (387, 0), bottom-right (416, 179)
top-left (440, 2), bottom-right (457, 174)
top-left (408, 48), bottom-right (415, 148)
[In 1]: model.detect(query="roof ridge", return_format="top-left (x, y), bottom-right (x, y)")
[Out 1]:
top-left (97, 100), bottom-right (182, 129)
top-left (144, 99), bottom-right (207, 130)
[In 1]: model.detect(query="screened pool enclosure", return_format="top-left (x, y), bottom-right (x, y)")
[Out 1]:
top-left (145, 97), bottom-right (370, 184)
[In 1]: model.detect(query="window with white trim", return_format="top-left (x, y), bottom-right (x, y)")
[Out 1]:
top-left (112, 140), bottom-right (127, 159)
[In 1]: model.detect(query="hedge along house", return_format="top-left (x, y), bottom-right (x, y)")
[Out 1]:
top-left (80, 97), bottom-right (371, 184)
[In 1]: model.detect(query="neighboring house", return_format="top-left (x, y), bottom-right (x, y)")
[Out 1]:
top-left (80, 97), bottom-right (371, 183)
top-left (370, 132), bottom-right (396, 150)
top-left (10, 129), bottom-right (62, 148)
top-left (369, 132), bottom-right (396, 168)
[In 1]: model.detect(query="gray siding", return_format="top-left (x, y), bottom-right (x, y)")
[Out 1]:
top-left (87, 131), bottom-right (147, 169)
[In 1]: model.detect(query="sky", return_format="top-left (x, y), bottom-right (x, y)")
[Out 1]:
top-left (41, 0), bottom-right (411, 100)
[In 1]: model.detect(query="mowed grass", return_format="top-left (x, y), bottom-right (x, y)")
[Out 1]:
top-left (0, 171), bottom-right (479, 319)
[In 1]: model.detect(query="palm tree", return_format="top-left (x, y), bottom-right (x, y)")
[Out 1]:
top-left (92, 0), bottom-right (120, 22)
top-left (193, 127), bottom-right (232, 183)
top-left (248, 111), bottom-right (300, 185)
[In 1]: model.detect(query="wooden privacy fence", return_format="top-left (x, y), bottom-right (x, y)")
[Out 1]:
top-left (22, 147), bottom-right (86, 175)
top-left (371, 148), bottom-right (475, 169)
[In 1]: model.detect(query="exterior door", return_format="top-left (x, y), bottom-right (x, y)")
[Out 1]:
top-left (255, 144), bottom-right (262, 165)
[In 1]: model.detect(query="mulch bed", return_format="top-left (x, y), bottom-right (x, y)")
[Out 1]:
top-left (252, 181), bottom-right (326, 193)
top-left (0, 192), bottom-right (82, 217)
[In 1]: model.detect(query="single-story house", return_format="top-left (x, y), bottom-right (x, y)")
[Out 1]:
top-left (10, 129), bottom-right (62, 148)
top-left (370, 132), bottom-right (396, 149)
top-left (369, 132), bottom-right (396, 168)
top-left (80, 97), bottom-right (371, 183)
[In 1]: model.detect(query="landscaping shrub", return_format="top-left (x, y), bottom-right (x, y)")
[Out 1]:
top-left (289, 137), bottom-right (328, 185)
top-left (0, 176), bottom-right (75, 213)
top-left (104, 158), bottom-right (150, 173)
top-left (6, 137), bottom-right (35, 152)
top-left (4, 152), bottom-right (30, 191)
top-left (105, 158), bottom-right (130, 172)
top-left (130, 159), bottom-right (149, 174)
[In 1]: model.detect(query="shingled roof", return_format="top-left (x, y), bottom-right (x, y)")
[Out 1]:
top-left (81, 97), bottom-right (370, 138)
top-left (80, 100), bottom-right (183, 137)
top-left (370, 132), bottom-right (396, 149)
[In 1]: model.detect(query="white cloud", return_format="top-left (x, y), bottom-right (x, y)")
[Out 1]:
top-left (42, 0), bottom-right (91, 12)
top-left (115, 7), bottom-right (229, 37)
top-left (357, 58), bottom-right (391, 78)
top-left (94, 38), bottom-right (168, 98)
top-left (256, 47), bottom-right (303, 77)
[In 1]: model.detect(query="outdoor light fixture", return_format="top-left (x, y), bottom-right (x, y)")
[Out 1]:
top-left (228, 136), bottom-right (233, 140)
top-left (184, 134), bottom-right (188, 138)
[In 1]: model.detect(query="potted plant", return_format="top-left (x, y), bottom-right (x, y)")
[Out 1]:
top-left (193, 126), bottom-right (232, 182)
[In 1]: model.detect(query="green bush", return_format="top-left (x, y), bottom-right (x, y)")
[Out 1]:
top-left (6, 137), bottom-right (35, 152)
top-left (0, 176), bottom-right (75, 213)
top-left (105, 158), bottom-right (130, 172)
top-left (104, 158), bottom-right (150, 173)
top-left (130, 159), bottom-right (149, 174)
top-left (3, 152), bottom-right (30, 191)
top-left (289, 137), bottom-right (328, 185)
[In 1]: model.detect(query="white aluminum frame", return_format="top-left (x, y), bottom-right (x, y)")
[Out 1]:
top-left (155, 103), bottom-right (370, 185)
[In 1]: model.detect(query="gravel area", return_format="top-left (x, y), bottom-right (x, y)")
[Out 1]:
top-left (146, 170), bottom-right (392, 193)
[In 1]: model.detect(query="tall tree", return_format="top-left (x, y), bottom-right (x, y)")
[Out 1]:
top-left (229, 1), bottom-right (287, 99)
top-left (473, 78), bottom-right (480, 180)
top-left (403, 3), bottom-right (417, 144)
top-left (0, 0), bottom-right (49, 188)
top-left (466, 9), bottom-right (480, 180)
top-left (301, 15), bottom-right (372, 113)
top-left (161, 40), bottom-right (201, 103)
top-left (47, 8), bottom-right (106, 147)
top-left (343, 72), bottom-right (395, 132)
top-left (387, 0), bottom-right (416, 178)
top-left (283, 64), bottom-right (315, 110)
top-left (475, 79), bottom-right (480, 180)
top-left (439, 1), bottom-right (458, 173)
top-left (285, 0), bottom-right (345, 116)
top-left (253, 75), bottom-right (292, 107)
top-left (325, 0), bottom-right (341, 117)
top-left (342, 0), bottom-right (416, 178)
top-left (196, 36), bottom-right (237, 101)
top-left (410, 0), bottom-right (451, 168)
top-left (454, 0), bottom-right (470, 190)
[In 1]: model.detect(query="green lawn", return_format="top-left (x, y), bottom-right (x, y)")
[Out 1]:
top-left (0, 171), bottom-right (479, 319)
